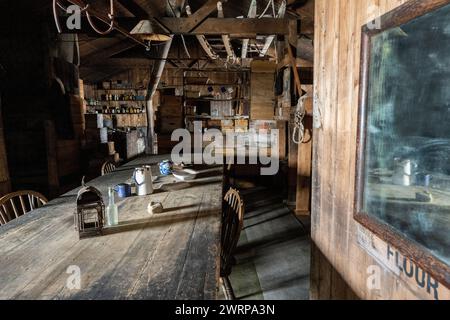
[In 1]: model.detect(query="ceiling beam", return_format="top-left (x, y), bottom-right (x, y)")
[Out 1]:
top-left (81, 58), bottom-right (210, 69)
top-left (217, 1), bottom-right (235, 61)
top-left (81, 41), bottom-right (138, 66)
top-left (116, 0), bottom-right (148, 19)
top-left (65, 0), bottom-right (146, 47)
top-left (158, 18), bottom-right (289, 36)
top-left (186, 4), bottom-right (219, 60)
top-left (159, 0), bottom-right (228, 33)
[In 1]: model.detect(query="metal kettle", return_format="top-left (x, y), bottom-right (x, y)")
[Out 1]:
top-left (133, 165), bottom-right (154, 196)
top-left (393, 158), bottom-right (418, 186)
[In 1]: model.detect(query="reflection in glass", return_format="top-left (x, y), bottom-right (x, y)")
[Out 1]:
top-left (363, 4), bottom-right (450, 265)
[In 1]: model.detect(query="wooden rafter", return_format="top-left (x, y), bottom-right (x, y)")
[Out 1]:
top-left (81, 41), bottom-right (138, 66)
top-left (158, 18), bottom-right (290, 36)
top-left (241, 0), bottom-right (257, 59)
top-left (186, 4), bottom-right (219, 60)
top-left (116, 0), bottom-right (148, 18)
top-left (260, 0), bottom-right (287, 57)
top-left (217, 1), bottom-right (236, 62)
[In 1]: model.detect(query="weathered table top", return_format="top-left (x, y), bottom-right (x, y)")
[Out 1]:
top-left (0, 155), bottom-right (223, 300)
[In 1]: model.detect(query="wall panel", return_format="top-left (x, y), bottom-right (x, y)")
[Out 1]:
top-left (312, 0), bottom-right (450, 300)
top-left (0, 103), bottom-right (11, 196)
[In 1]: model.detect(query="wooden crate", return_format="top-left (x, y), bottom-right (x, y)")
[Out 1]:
top-left (160, 117), bottom-right (184, 134)
top-left (138, 113), bottom-right (148, 127)
top-left (250, 61), bottom-right (276, 120)
top-left (160, 96), bottom-right (183, 117)
top-left (152, 90), bottom-right (161, 107)
top-left (234, 119), bottom-right (249, 128)
top-left (70, 95), bottom-right (85, 138)
top-left (112, 130), bottom-right (146, 160)
top-left (207, 119), bottom-right (222, 128)
top-left (85, 114), bottom-right (104, 129)
top-left (221, 119), bottom-right (234, 133)
top-left (114, 114), bottom-right (131, 128)
top-left (159, 95), bottom-right (183, 133)
top-left (85, 127), bottom-right (108, 144)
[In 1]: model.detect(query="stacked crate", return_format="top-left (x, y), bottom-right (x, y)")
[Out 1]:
top-left (84, 114), bottom-right (108, 144)
top-left (159, 96), bottom-right (183, 134)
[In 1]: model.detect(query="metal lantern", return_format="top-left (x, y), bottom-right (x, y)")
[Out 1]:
top-left (74, 186), bottom-right (105, 239)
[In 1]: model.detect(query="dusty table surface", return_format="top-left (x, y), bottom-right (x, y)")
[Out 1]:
top-left (0, 155), bottom-right (223, 300)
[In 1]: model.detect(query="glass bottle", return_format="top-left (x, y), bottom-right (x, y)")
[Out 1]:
top-left (106, 187), bottom-right (118, 226)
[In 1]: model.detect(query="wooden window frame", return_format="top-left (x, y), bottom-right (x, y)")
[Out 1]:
top-left (354, 0), bottom-right (450, 289)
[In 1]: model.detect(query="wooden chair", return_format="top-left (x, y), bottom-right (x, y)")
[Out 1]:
top-left (101, 161), bottom-right (116, 176)
top-left (0, 191), bottom-right (48, 226)
top-left (220, 188), bottom-right (245, 300)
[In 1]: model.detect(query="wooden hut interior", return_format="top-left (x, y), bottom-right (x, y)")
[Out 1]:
top-left (0, 0), bottom-right (449, 302)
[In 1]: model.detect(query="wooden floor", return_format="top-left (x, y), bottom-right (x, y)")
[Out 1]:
top-left (221, 187), bottom-right (311, 300)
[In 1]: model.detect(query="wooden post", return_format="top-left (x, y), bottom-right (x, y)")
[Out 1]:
top-left (0, 98), bottom-right (11, 196)
top-left (296, 110), bottom-right (313, 215)
top-left (44, 121), bottom-right (60, 198)
top-left (286, 19), bottom-right (313, 216)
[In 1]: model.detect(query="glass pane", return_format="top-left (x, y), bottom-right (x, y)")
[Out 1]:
top-left (363, 4), bottom-right (450, 266)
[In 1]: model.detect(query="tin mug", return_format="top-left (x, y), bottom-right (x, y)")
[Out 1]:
top-left (114, 183), bottom-right (131, 198)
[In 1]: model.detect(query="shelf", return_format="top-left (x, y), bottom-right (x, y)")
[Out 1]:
top-left (183, 83), bottom-right (242, 86)
top-left (186, 115), bottom-right (249, 120)
top-left (185, 98), bottom-right (248, 102)
top-left (86, 113), bottom-right (146, 115)
top-left (183, 69), bottom-right (250, 73)
top-left (95, 88), bottom-right (147, 91)
top-left (99, 100), bottom-right (147, 103)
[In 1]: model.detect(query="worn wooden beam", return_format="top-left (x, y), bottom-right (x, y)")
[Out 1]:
top-left (174, 0), bottom-right (227, 32)
top-left (158, 18), bottom-right (290, 36)
top-left (116, 0), bottom-right (149, 18)
top-left (241, 0), bottom-right (257, 59)
top-left (260, 1), bottom-right (287, 57)
top-left (59, 17), bottom-right (140, 35)
top-left (81, 41), bottom-right (138, 66)
top-left (186, 4), bottom-right (219, 60)
top-left (217, 1), bottom-right (235, 61)
top-left (81, 57), bottom-right (209, 69)
top-left (65, 0), bottom-right (147, 47)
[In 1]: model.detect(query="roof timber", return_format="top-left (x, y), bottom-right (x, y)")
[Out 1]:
top-left (157, 18), bottom-right (290, 36)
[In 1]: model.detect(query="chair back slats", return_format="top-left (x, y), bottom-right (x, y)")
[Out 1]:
top-left (0, 206), bottom-right (8, 225)
top-left (10, 199), bottom-right (19, 219)
top-left (0, 191), bottom-right (48, 226)
top-left (221, 188), bottom-right (244, 277)
top-left (101, 161), bottom-right (117, 176)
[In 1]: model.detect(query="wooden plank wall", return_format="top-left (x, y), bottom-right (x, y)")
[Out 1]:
top-left (250, 61), bottom-right (277, 120)
top-left (312, 0), bottom-right (450, 300)
top-left (0, 103), bottom-right (11, 197)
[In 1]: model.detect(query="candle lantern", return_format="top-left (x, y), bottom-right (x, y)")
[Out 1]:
top-left (74, 186), bottom-right (105, 239)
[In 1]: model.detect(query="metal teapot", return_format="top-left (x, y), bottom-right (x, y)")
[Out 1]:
top-left (132, 165), bottom-right (154, 196)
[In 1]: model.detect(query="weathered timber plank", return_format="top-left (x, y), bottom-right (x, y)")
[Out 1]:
top-left (0, 155), bottom-right (222, 300)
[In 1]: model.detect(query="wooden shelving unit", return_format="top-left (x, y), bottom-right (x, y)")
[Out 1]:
top-left (84, 83), bottom-right (148, 121)
top-left (182, 70), bottom-right (251, 133)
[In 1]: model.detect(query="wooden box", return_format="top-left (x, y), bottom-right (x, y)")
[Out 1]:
top-left (250, 61), bottom-right (276, 120)
top-left (114, 114), bottom-right (131, 128)
top-left (85, 127), bottom-right (108, 144)
top-left (160, 96), bottom-right (183, 117)
top-left (160, 118), bottom-right (184, 134)
top-left (207, 119), bottom-right (222, 128)
top-left (85, 114), bottom-right (104, 129)
top-left (112, 130), bottom-right (146, 160)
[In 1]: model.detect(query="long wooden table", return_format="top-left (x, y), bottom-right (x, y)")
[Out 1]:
top-left (0, 155), bottom-right (223, 300)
